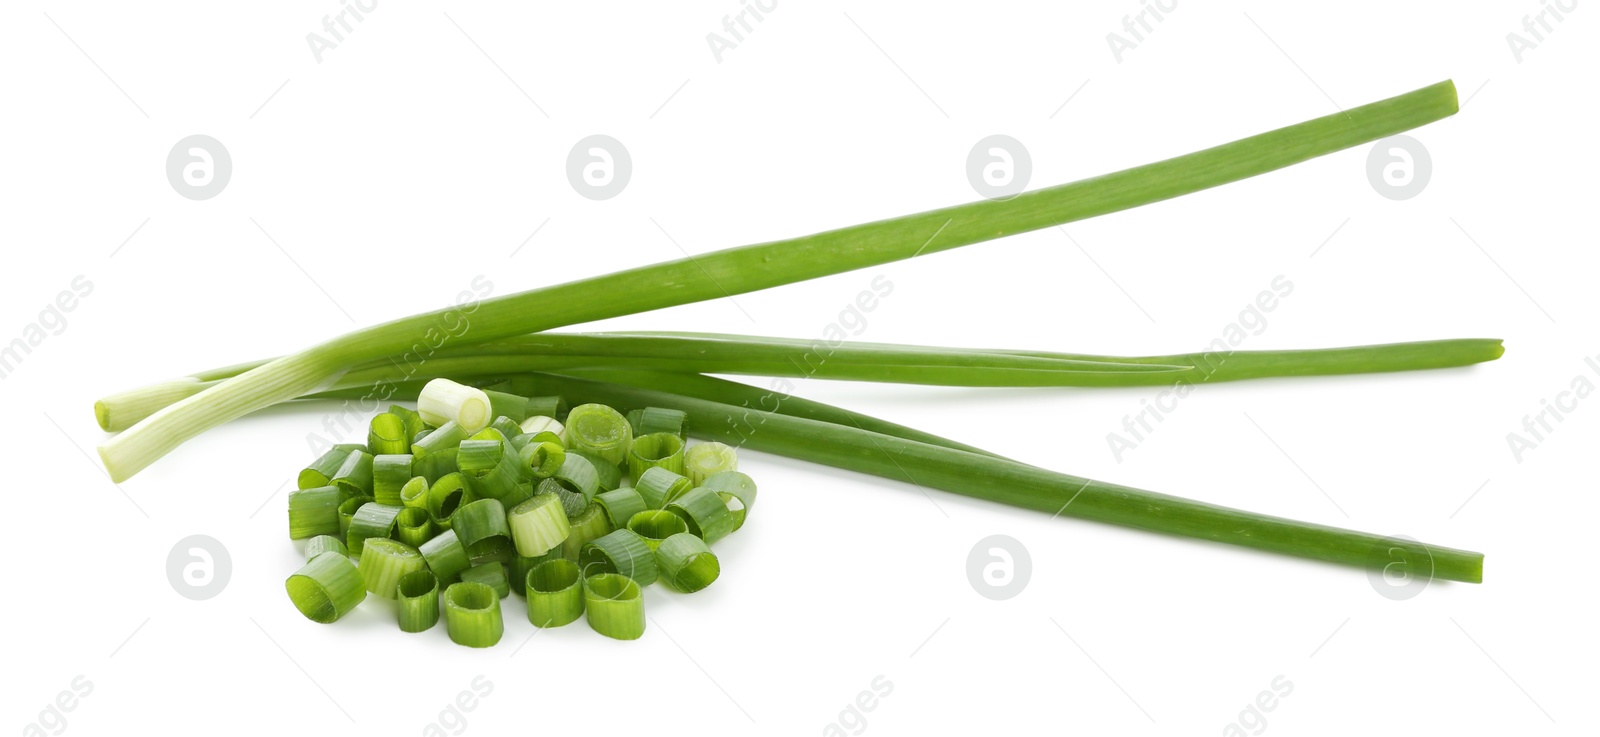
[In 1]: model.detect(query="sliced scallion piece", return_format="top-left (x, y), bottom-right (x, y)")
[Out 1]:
top-left (388, 404), bottom-right (426, 438)
top-left (665, 487), bottom-right (737, 545)
top-left (563, 403), bottom-right (633, 466)
top-left (629, 407), bottom-right (687, 437)
top-left (358, 538), bottom-right (425, 599)
top-left (518, 441), bottom-right (565, 479)
top-left (288, 485), bottom-right (341, 540)
top-left (719, 493), bottom-right (747, 532)
top-left (457, 439), bottom-right (523, 501)
top-left (484, 390), bottom-right (531, 424)
top-left (500, 480), bottom-right (535, 509)
top-left (562, 503), bottom-right (613, 561)
top-left (395, 506), bottom-right (434, 548)
top-left (418, 378), bottom-right (493, 434)
top-left (702, 471), bottom-right (757, 532)
top-left (400, 475), bottom-right (430, 509)
top-left (412, 420), bottom-right (468, 457)
top-left (580, 529), bottom-right (660, 586)
top-left (583, 573), bottom-right (645, 641)
top-left (525, 396), bottom-right (566, 421)
top-left (684, 442), bottom-right (737, 486)
top-left (570, 449), bottom-right (622, 492)
top-left (552, 454), bottom-right (600, 501)
top-left (368, 412), bottom-right (410, 455)
top-left (540, 478), bottom-right (589, 519)
top-left (372, 453), bottom-right (413, 505)
top-left (419, 529), bottom-right (471, 583)
top-left (425, 472), bottom-right (473, 529)
top-left (594, 487), bottom-right (649, 529)
top-left (299, 444), bottom-right (364, 489)
top-left (656, 532), bottom-right (720, 593)
top-left (519, 415), bottom-right (563, 437)
top-left (627, 432), bottom-right (686, 479)
top-left (397, 570), bottom-right (440, 633)
top-left (347, 502), bottom-right (404, 557)
top-left (451, 498), bottom-right (510, 557)
top-left (460, 561), bottom-right (511, 599)
top-left (332, 449), bottom-right (374, 498)
top-left (287, 551), bottom-right (366, 623)
top-left (627, 510), bottom-right (688, 551)
top-left (468, 537), bottom-right (513, 566)
top-left (443, 581), bottom-right (503, 648)
top-left (303, 533), bottom-right (347, 561)
top-left (337, 495), bottom-right (373, 537)
top-left (526, 558), bottom-right (584, 627)
top-left (490, 416), bottom-right (524, 442)
top-left (508, 493), bottom-right (570, 557)
top-left (635, 466), bottom-right (693, 509)
top-left (510, 549), bottom-right (565, 594)
top-left (410, 447), bottom-right (458, 484)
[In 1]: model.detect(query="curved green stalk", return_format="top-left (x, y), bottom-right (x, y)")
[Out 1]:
top-left (96, 81), bottom-right (1460, 480)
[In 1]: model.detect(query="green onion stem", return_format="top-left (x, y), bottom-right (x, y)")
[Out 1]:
top-left (303, 534), bottom-right (348, 561)
top-left (358, 538), bottom-right (425, 599)
top-left (397, 570), bottom-right (440, 633)
top-left (460, 561), bottom-right (512, 599)
top-left (583, 573), bottom-right (645, 641)
top-left (287, 486), bottom-right (341, 540)
top-left (655, 533), bottom-right (720, 594)
top-left (525, 558), bottom-right (584, 628)
top-left (286, 551), bottom-right (366, 623)
top-left (443, 581), bottom-right (504, 648)
top-left (580, 529), bottom-right (660, 586)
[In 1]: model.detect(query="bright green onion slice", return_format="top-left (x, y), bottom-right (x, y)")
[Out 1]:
top-left (518, 441), bottom-right (565, 478)
top-left (525, 396), bottom-right (566, 420)
top-left (562, 503), bottom-right (613, 561)
top-left (419, 529), bottom-right (471, 583)
top-left (701, 471), bottom-right (757, 532)
top-left (569, 450), bottom-right (622, 491)
top-left (395, 506), bottom-right (434, 548)
top-left (332, 449), bottom-right (374, 498)
top-left (580, 529), bottom-right (660, 586)
top-left (468, 537), bottom-right (513, 566)
top-left (594, 488), bottom-right (649, 529)
top-left (627, 510), bottom-right (688, 551)
top-left (347, 502), bottom-right (404, 557)
top-left (303, 533), bottom-right (347, 561)
top-left (410, 447), bottom-right (459, 484)
top-left (397, 570), bottom-right (440, 633)
top-left (372, 453), bottom-right (413, 505)
top-left (665, 487), bottom-right (736, 545)
top-left (443, 581), bottom-right (503, 648)
top-left (718, 492), bottom-right (747, 532)
top-left (510, 549), bottom-right (564, 594)
top-left (484, 390), bottom-right (531, 424)
top-left (634, 467), bottom-right (693, 509)
top-left (629, 407), bottom-right (687, 437)
top-left (525, 559), bottom-right (584, 627)
top-left (528, 430), bottom-right (563, 446)
top-left (627, 432), bottom-right (686, 479)
top-left (540, 478), bottom-right (589, 520)
top-left (287, 485), bottom-right (341, 539)
top-left (368, 412), bottom-right (410, 455)
top-left (583, 573), bottom-right (645, 641)
top-left (500, 481), bottom-right (535, 509)
top-left (562, 403), bottom-right (633, 466)
top-left (388, 404), bottom-right (426, 437)
top-left (683, 442), bottom-right (737, 486)
top-left (418, 378), bottom-right (493, 434)
top-left (656, 532), bottom-right (720, 593)
top-left (287, 551), bottom-right (366, 623)
top-left (457, 439), bottom-right (523, 501)
top-left (552, 454), bottom-right (600, 500)
top-left (519, 415), bottom-right (563, 437)
top-left (490, 416), bottom-right (523, 442)
top-left (426, 472), bottom-right (473, 529)
top-left (337, 495), bottom-right (372, 537)
top-left (400, 476), bottom-right (430, 509)
top-left (411, 420), bottom-right (468, 456)
top-left (358, 538), bottom-right (424, 599)
top-left (508, 493), bottom-right (570, 557)
top-left (299, 444), bottom-right (364, 489)
top-left (451, 498), bottom-right (510, 556)
top-left (460, 561), bottom-right (512, 599)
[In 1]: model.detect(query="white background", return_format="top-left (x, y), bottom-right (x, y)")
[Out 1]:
top-left (3, 1), bottom-right (1593, 735)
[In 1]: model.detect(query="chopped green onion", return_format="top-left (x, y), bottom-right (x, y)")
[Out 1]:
top-left (570, 449), bottom-right (622, 491)
top-left (525, 396), bottom-right (566, 420)
top-left (634, 467), bottom-right (693, 509)
top-left (418, 378), bottom-right (493, 434)
top-left (286, 551), bottom-right (366, 623)
top-left (287, 485), bottom-right (341, 539)
top-left (419, 529), bottom-right (471, 583)
top-left (702, 471), bottom-right (757, 532)
top-left (389, 404), bottom-right (426, 437)
top-left (468, 537), bottom-right (513, 566)
top-left (684, 442), bottom-right (737, 486)
top-left (397, 570), bottom-right (440, 633)
top-left (594, 487), bottom-right (649, 529)
top-left (368, 412), bottom-right (410, 455)
top-left (451, 498), bottom-right (510, 557)
top-left (540, 478), bottom-right (589, 519)
top-left (580, 529), bottom-right (659, 586)
top-left (665, 487), bottom-right (737, 545)
top-left (457, 439), bottom-right (523, 501)
top-left (372, 453), bottom-right (413, 505)
top-left (425, 472), bottom-right (473, 529)
top-left (470, 426), bottom-right (508, 444)
top-left (508, 493), bottom-right (570, 557)
top-left (460, 561), bottom-right (512, 599)
top-left (629, 407), bottom-right (687, 437)
top-left (552, 454), bottom-right (600, 501)
top-left (395, 506), bottom-right (434, 548)
top-left (563, 403), bottom-right (633, 466)
top-left (443, 581), bottom-right (503, 648)
top-left (528, 430), bottom-right (563, 446)
top-left (337, 495), bottom-right (372, 537)
top-left (718, 493), bottom-right (747, 532)
top-left (627, 432), bottom-right (686, 479)
top-left (509, 548), bottom-right (565, 594)
top-left (562, 503), bottom-right (613, 561)
top-left (299, 444), bottom-right (364, 489)
top-left (627, 510), bottom-right (688, 551)
top-left (490, 416), bottom-right (524, 441)
top-left (519, 415), bottom-right (563, 437)
top-left (347, 502), bottom-right (404, 557)
top-left (303, 534), bottom-right (347, 561)
top-left (411, 420), bottom-right (468, 456)
top-left (500, 480), bottom-right (535, 509)
top-left (525, 559), bottom-right (584, 627)
top-left (358, 538), bottom-right (425, 599)
top-left (410, 447), bottom-right (458, 484)
top-left (656, 533), bottom-right (720, 593)
top-left (332, 449), bottom-right (374, 498)
top-left (518, 440), bottom-right (565, 478)
top-left (400, 475), bottom-right (430, 509)
top-left (583, 573), bottom-right (644, 641)
top-left (484, 390), bottom-right (531, 423)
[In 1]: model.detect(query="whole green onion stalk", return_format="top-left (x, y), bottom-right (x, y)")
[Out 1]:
top-left (96, 81), bottom-right (1461, 480)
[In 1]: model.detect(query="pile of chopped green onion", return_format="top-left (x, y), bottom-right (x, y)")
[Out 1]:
top-left (286, 379), bottom-right (748, 645)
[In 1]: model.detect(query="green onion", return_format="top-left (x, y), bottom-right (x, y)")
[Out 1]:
top-left (484, 390), bottom-right (531, 423)
top-left (701, 471), bottom-right (757, 532)
top-left (664, 487), bottom-right (736, 545)
top-left (418, 378), bottom-right (493, 434)
top-left (562, 503), bottom-right (613, 561)
top-left (331, 449), bottom-right (374, 498)
top-left (628, 407), bottom-right (687, 437)
top-left (594, 488), bottom-right (649, 529)
top-left (372, 454), bottom-right (413, 505)
top-left (410, 447), bottom-right (459, 484)
top-left (655, 533), bottom-right (720, 593)
top-left (336, 495), bottom-right (372, 537)
top-left (519, 415), bottom-right (563, 437)
top-left (490, 416), bottom-right (524, 442)
top-left (684, 442), bottom-right (737, 486)
top-left (368, 412), bottom-right (410, 455)
top-left (457, 439), bottom-right (522, 501)
top-left (509, 548), bottom-right (565, 594)
top-left (358, 538), bottom-right (425, 599)
top-left (508, 493), bottom-right (569, 557)
top-left (562, 403), bottom-right (633, 466)
top-left (518, 441), bottom-right (565, 478)
top-left (580, 529), bottom-right (659, 586)
top-left (443, 581), bottom-right (503, 648)
top-left (525, 396), bottom-right (566, 421)
top-left (525, 559), bottom-right (584, 627)
top-left (287, 485), bottom-right (341, 539)
top-left (552, 454), bottom-right (600, 501)
top-left (469, 538), bottom-right (513, 567)
top-left (389, 404), bottom-right (426, 438)
top-left (303, 533), bottom-right (347, 561)
top-left (626, 510), bottom-right (688, 551)
top-left (627, 432), bottom-right (686, 479)
top-left (583, 573), bottom-right (644, 641)
top-left (286, 551), bottom-right (366, 623)
top-left (570, 450), bottom-right (622, 491)
top-left (539, 478), bottom-right (588, 519)
top-left (451, 498), bottom-right (510, 557)
top-left (419, 529), bottom-right (471, 583)
top-left (425, 472), bottom-right (473, 529)
top-left (460, 561), bottom-right (511, 599)
top-left (395, 506), bottom-right (434, 548)
top-left (634, 467), bottom-right (693, 509)
top-left (500, 480), bottom-right (535, 509)
top-left (347, 502), bottom-right (403, 557)
top-left (411, 420), bottom-right (468, 456)
top-left (397, 570), bottom-right (440, 633)
top-left (400, 475), bottom-right (430, 509)
top-left (299, 444), bottom-right (364, 489)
